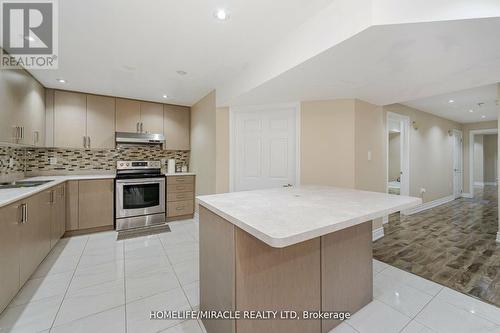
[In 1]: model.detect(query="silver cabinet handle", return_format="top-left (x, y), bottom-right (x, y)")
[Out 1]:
top-left (83, 136), bottom-right (87, 148)
top-left (20, 203), bottom-right (27, 224)
top-left (140, 122), bottom-right (143, 133)
top-left (50, 190), bottom-right (55, 204)
top-left (15, 126), bottom-right (20, 141)
top-left (87, 136), bottom-right (91, 149)
top-left (136, 122), bottom-right (140, 132)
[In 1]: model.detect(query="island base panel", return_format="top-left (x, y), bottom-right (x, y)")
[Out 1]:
top-left (199, 206), bottom-right (373, 333)
top-left (199, 206), bottom-right (236, 333)
top-left (321, 221), bottom-right (373, 332)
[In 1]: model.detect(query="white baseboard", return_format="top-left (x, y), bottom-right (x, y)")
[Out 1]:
top-left (382, 215), bottom-right (389, 224)
top-left (497, 232), bottom-right (500, 243)
top-left (372, 227), bottom-right (384, 241)
top-left (461, 193), bottom-right (473, 198)
top-left (402, 195), bottom-right (455, 215)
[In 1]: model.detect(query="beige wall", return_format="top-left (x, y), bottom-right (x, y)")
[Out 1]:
top-left (190, 91), bottom-right (217, 195)
top-left (383, 104), bottom-right (461, 203)
top-left (484, 134), bottom-right (498, 183)
top-left (354, 100), bottom-right (386, 193)
top-left (216, 107), bottom-right (230, 193)
top-left (300, 100), bottom-right (356, 188)
top-left (462, 120), bottom-right (498, 194)
top-left (473, 135), bottom-right (484, 183)
top-left (389, 133), bottom-right (401, 181)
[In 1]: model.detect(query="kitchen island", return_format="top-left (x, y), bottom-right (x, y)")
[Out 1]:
top-left (197, 186), bottom-right (421, 333)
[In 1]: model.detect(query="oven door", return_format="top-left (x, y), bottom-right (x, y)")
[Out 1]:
top-left (116, 177), bottom-right (165, 218)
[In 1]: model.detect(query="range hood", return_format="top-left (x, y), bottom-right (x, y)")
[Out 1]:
top-left (115, 132), bottom-right (165, 144)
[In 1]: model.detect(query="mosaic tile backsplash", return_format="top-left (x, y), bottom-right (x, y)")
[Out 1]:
top-left (0, 144), bottom-right (189, 178)
top-left (0, 146), bottom-right (25, 180)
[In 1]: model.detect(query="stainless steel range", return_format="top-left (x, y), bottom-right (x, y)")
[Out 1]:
top-left (115, 160), bottom-right (165, 231)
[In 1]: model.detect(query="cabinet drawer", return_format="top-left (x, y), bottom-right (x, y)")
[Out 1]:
top-left (167, 200), bottom-right (194, 217)
top-left (167, 192), bottom-right (194, 202)
top-left (167, 183), bottom-right (194, 193)
top-left (167, 176), bottom-right (194, 185)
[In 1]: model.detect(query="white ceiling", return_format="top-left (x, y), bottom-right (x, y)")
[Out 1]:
top-left (223, 17), bottom-right (500, 110)
top-left (28, 0), bottom-right (334, 105)
top-left (403, 84), bottom-right (498, 124)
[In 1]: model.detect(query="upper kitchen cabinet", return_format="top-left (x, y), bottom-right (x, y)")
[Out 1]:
top-left (52, 91), bottom-right (116, 149)
top-left (116, 98), bottom-right (141, 133)
top-left (140, 102), bottom-right (164, 134)
top-left (0, 68), bottom-right (45, 145)
top-left (163, 105), bottom-right (190, 150)
top-left (86, 95), bottom-right (116, 148)
top-left (54, 90), bottom-right (87, 148)
top-left (115, 99), bottom-right (164, 134)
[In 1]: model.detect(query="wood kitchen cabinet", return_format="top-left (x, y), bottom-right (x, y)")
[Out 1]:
top-left (0, 68), bottom-right (45, 146)
top-left (116, 98), bottom-right (164, 134)
top-left (140, 102), bottom-right (164, 134)
top-left (163, 105), bottom-right (190, 150)
top-left (86, 95), bottom-right (116, 148)
top-left (116, 98), bottom-right (141, 133)
top-left (54, 90), bottom-right (87, 148)
top-left (0, 202), bottom-right (21, 313)
top-left (0, 183), bottom-right (67, 312)
top-left (53, 91), bottom-right (116, 149)
top-left (19, 190), bottom-right (51, 285)
top-left (78, 179), bottom-right (114, 229)
top-left (50, 184), bottom-right (66, 248)
top-left (166, 175), bottom-right (195, 220)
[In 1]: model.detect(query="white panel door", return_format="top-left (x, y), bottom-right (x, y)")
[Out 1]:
top-left (453, 130), bottom-right (463, 198)
top-left (233, 106), bottom-right (297, 191)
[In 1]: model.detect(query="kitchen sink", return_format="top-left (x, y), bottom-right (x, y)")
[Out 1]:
top-left (0, 180), bottom-right (53, 189)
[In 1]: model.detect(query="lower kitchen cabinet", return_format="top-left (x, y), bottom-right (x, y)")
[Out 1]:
top-left (65, 179), bottom-right (114, 232)
top-left (19, 190), bottom-right (52, 285)
top-left (0, 203), bottom-right (21, 312)
top-left (166, 175), bottom-right (195, 220)
top-left (50, 184), bottom-right (66, 248)
top-left (78, 179), bottom-right (114, 230)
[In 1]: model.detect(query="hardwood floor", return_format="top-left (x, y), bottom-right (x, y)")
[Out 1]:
top-left (373, 185), bottom-right (500, 307)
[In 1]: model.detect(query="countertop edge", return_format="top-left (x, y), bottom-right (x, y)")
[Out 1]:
top-left (197, 196), bottom-right (422, 248)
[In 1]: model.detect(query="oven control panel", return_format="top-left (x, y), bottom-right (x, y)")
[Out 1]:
top-left (117, 160), bottom-right (161, 170)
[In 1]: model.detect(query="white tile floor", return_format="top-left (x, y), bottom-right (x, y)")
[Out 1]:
top-left (1, 218), bottom-right (500, 333)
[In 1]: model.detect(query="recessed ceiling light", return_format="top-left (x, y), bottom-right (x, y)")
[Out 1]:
top-left (56, 78), bottom-right (66, 83)
top-left (214, 9), bottom-right (229, 21)
top-left (162, 94), bottom-right (168, 99)
top-left (176, 70), bottom-right (187, 76)
top-left (448, 99), bottom-right (454, 103)
top-left (469, 109), bottom-right (474, 113)
top-left (481, 115), bottom-right (486, 119)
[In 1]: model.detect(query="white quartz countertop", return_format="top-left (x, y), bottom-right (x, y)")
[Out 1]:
top-left (164, 172), bottom-right (196, 176)
top-left (197, 186), bottom-right (422, 248)
top-left (0, 174), bottom-right (115, 208)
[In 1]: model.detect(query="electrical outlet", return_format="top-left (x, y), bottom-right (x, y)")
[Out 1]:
top-left (49, 157), bottom-right (57, 165)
